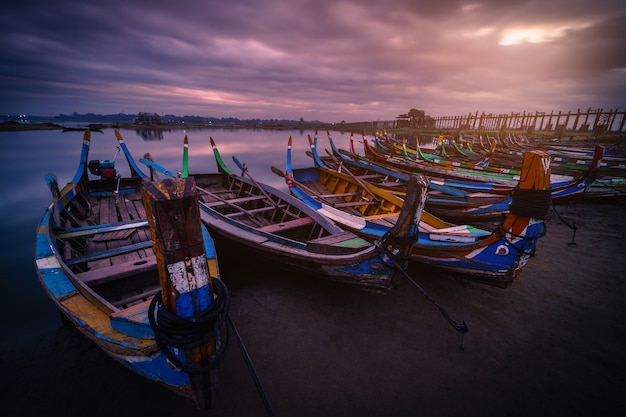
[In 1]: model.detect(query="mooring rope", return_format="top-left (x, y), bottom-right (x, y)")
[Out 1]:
top-left (550, 204), bottom-right (578, 245)
top-left (148, 278), bottom-right (230, 374)
top-left (376, 237), bottom-right (469, 350)
top-left (496, 222), bottom-right (547, 255)
top-left (511, 185), bottom-right (578, 245)
top-left (509, 188), bottom-right (551, 219)
top-left (149, 280), bottom-right (276, 416)
top-left (226, 314), bottom-right (277, 417)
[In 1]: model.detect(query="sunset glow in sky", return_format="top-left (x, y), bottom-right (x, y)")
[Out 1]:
top-left (2, 0), bottom-right (625, 122)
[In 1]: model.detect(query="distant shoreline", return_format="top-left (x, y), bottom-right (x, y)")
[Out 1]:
top-left (0, 121), bottom-right (325, 132)
top-left (0, 121), bottom-right (67, 131)
top-left (0, 121), bottom-right (214, 132)
top-left (2, 120), bottom-right (623, 145)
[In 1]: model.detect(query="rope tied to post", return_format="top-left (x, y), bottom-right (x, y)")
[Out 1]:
top-left (148, 278), bottom-right (230, 374)
top-left (508, 188), bottom-right (551, 219)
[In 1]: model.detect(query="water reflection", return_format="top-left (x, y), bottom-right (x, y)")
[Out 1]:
top-left (135, 129), bottom-right (167, 141)
top-left (119, 127), bottom-right (345, 191)
top-left (0, 127), bottom-right (359, 340)
top-left (0, 127), bottom-right (355, 218)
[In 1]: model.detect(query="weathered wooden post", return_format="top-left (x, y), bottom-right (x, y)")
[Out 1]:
top-left (142, 176), bottom-right (224, 409)
top-left (608, 108), bottom-right (617, 131)
top-left (503, 149), bottom-right (552, 282)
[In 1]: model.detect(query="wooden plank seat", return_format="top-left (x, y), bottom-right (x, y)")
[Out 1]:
top-left (307, 231), bottom-right (370, 255)
top-left (356, 174), bottom-right (384, 180)
top-left (318, 192), bottom-right (362, 199)
top-left (112, 285), bottom-right (161, 309)
top-left (376, 181), bottom-right (403, 188)
top-left (333, 200), bottom-right (380, 208)
top-left (77, 255), bottom-right (158, 286)
top-left (65, 241), bottom-right (153, 266)
top-left (225, 206), bottom-right (276, 217)
top-left (203, 194), bottom-right (267, 208)
top-left (56, 219), bottom-right (149, 239)
top-left (259, 216), bottom-right (315, 234)
top-left (210, 189), bottom-right (238, 194)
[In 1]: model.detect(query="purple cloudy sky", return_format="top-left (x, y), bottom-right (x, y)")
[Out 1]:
top-left (2, 0), bottom-right (625, 122)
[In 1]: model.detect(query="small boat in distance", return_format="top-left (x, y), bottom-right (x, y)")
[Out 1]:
top-left (34, 130), bottom-right (229, 408)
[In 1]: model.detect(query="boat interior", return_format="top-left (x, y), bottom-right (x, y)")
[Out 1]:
top-left (193, 173), bottom-right (331, 243)
top-left (55, 177), bottom-right (159, 312)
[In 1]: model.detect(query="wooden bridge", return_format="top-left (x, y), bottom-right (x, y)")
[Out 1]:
top-left (431, 108), bottom-right (626, 135)
top-left (341, 108), bottom-right (626, 136)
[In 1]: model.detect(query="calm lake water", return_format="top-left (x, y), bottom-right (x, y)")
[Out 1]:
top-left (0, 127), bottom-right (352, 343)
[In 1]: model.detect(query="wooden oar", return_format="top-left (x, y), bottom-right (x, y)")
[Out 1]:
top-left (232, 156), bottom-right (279, 209)
top-left (195, 187), bottom-right (260, 221)
top-left (270, 166), bottom-right (334, 205)
top-left (325, 151), bottom-right (382, 203)
top-left (140, 157), bottom-right (177, 179)
top-left (142, 153), bottom-right (162, 181)
top-left (308, 133), bottom-right (380, 203)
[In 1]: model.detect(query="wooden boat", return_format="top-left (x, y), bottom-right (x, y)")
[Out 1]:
top-left (485, 134), bottom-right (626, 173)
top-left (382, 132), bottom-right (626, 201)
top-left (361, 134), bottom-right (603, 198)
top-left (303, 132), bottom-right (510, 223)
top-left (383, 132), bottom-right (494, 165)
top-left (371, 134), bottom-right (576, 184)
top-left (316, 132), bottom-right (602, 221)
top-left (282, 136), bottom-right (553, 288)
top-left (35, 130), bottom-right (229, 408)
top-left (392, 131), bottom-right (626, 177)
top-left (583, 176), bottom-right (626, 200)
top-left (140, 136), bottom-right (426, 293)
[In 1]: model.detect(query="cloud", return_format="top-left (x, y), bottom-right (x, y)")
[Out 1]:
top-left (1, 0), bottom-right (625, 121)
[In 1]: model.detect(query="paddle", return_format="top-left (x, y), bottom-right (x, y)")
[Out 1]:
top-left (195, 187), bottom-right (261, 221)
top-left (232, 156), bottom-right (279, 208)
top-left (140, 156), bottom-right (177, 179)
top-left (141, 153), bottom-right (162, 181)
top-left (270, 166), bottom-right (334, 205)
top-left (325, 148), bottom-right (467, 198)
top-left (324, 151), bottom-right (382, 203)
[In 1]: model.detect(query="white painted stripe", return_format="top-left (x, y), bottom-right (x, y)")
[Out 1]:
top-left (318, 206), bottom-right (367, 230)
top-left (168, 260), bottom-right (189, 293)
top-left (167, 254), bottom-right (209, 294)
top-left (191, 254), bottom-right (209, 288)
top-left (36, 256), bottom-right (61, 269)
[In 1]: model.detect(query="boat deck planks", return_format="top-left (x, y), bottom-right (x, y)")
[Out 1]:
top-left (300, 179), bottom-right (367, 216)
top-left (77, 255), bottom-right (158, 285)
top-left (62, 191), bottom-right (159, 308)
